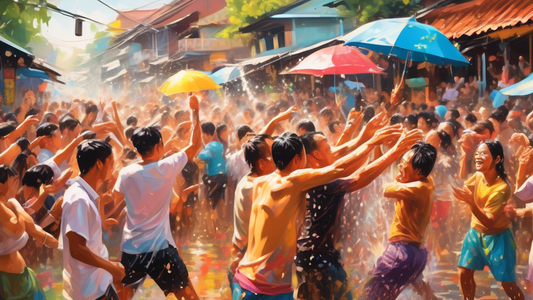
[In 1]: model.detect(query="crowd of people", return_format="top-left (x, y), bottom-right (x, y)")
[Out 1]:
top-left (1, 68), bottom-right (533, 300)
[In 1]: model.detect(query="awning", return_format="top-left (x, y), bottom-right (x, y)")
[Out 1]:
top-left (16, 68), bottom-right (50, 80)
top-left (150, 56), bottom-right (169, 66)
top-left (102, 60), bottom-right (121, 72)
top-left (138, 76), bottom-right (155, 83)
top-left (103, 69), bottom-right (127, 83)
top-left (0, 35), bottom-right (34, 58)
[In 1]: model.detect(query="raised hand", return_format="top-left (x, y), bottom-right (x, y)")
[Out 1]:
top-left (520, 147), bottom-right (533, 166)
top-left (276, 106), bottom-right (299, 121)
top-left (395, 129), bottom-right (424, 152)
top-left (22, 115), bottom-right (40, 126)
top-left (369, 124), bottom-right (402, 146)
top-left (509, 133), bottom-right (530, 148)
top-left (452, 185), bottom-right (474, 206)
top-left (360, 112), bottom-right (389, 141)
top-left (189, 95), bottom-right (199, 111)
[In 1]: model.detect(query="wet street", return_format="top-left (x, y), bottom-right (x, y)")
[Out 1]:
top-left (35, 234), bottom-right (532, 299)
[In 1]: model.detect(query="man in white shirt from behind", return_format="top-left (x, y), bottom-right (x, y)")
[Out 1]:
top-left (113, 95), bottom-right (202, 300)
top-left (61, 140), bottom-right (124, 300)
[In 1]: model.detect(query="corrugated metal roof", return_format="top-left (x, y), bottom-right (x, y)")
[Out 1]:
top-left (419, 0), bottom-right (533, 39)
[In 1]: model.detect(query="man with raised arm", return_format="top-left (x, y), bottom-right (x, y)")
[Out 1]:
top-left (296, 128), bottom-right (423, 300)
top-left (113, 95), bottom-right (202, 300)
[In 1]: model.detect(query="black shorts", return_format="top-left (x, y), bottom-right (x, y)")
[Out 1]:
top-left (202, 174), bottom-right (227, 210)
top-left (120, 243), bottom-right (189, 296)
top-left (95, 285), bottom-right (119, 300)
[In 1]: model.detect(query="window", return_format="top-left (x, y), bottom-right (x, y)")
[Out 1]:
top-left (156, 29), bottom-right (168, 56)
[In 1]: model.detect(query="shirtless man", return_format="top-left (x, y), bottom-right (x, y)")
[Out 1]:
top-left (361, 142), bottom-right (438, 300)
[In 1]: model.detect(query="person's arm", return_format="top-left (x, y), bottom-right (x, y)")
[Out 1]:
top-left (110, 101), bottom-right (128, 146)
top-left (516, 147), bottom-right (533, 191)
top-left (16, 103), bottom-right (30, 124)
top-left (24, 169), bottom-right (72, 214)
top-left (259, 106), bottom-right (298, 136)
top-left (453, 185), bottom-right (509, 229)
top-left (332, 112), bottom-right (389, 159)
top-left (0, 137), bottom-right (41, 165)
top-left (345, 129), bottom-right (423, 192)
top-left (182, 95), bottom-right (201, 161)
top-left (425, 131), bottom-right (440, 150)
top-left (383, 181), bottom-right (427, 201)
top-left (5, 116), bottom-right (40, 143)
top-left (0, 201), bottom-right (25, 238)
top-left (335, 109), bottom-right (363, 147)
top-left (52, 131), bottom-right (97, 166)
top-left (7, 199), bottom-right (57, 248)
top-left (67, 232), bottom-right (125, 281)
top-left (290, 166), bottom-right (344, 192)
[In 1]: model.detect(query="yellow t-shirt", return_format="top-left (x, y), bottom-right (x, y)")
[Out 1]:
top-left (465, 172), bottom-right (511, 234)
top-left (386, 177), bottom-right (435, 244)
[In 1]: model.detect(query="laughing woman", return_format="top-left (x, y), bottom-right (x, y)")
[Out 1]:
top-left (0, 164), bottom-right (58, 300)
top-left (453, 141), bottom-right (524, 300)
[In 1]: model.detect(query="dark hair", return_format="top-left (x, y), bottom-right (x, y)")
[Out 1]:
top-left (405, 114), bottom-right (418, 127)
top-left (390, 114), bottom-right (403, 125)
top-left (465, 113), bottom-right (477, 124)
top-left (449, 109), bottom-right (460, 120)
top-left (126, 116), bottom-right (138, 126)
top-left (255, 102), bottom-right (266, 112)
top-left (0, 122), bottom-right (16, 138)
top-left (482, 140), bottom-right (507, 180)
top-left (41, 112), bottom-right (58, 124)
top-left (201, 122), bottom-right (216, 136)
top-left (124, 126), bottom-right (136, 140)
top-left (85, 104), bottom-right (98, 115)
top-left (131, 126), bottom-right (162, 156)
top-left (216, 124), bottom-right (228, 141)
top-left (489, 105), bottom-right (509, 123)
top-left (418, 111), bottom-right (437, 128)
top-left (300, 131), bottom-right (326, 154)
top-left (22, 164), bottom-right (54, 189)
top-left (319, 108), bottom-right (334, 123)
top-left (328, 121), bottom-right (341, 134)
top-left (437, 130), bottom-right (453, 152)
top-left (25, 107), bottom-right (40, 118)
top-left (272, 132), bottom-right (304, 171)
top-left (444, 120), bottom-right (459, 138)
top-left (472, 120), bottom-right (495, 135)
top-left (59, 118), bottom-right (80, 132)
top-left (244, 134), bottom-right (273, 173)
top-left (0, 164), bottom-right (18, 184)
top-left (77, 140), bottom-right (113, 176)
top-left (36, 123), bottom-right (59, 137)
top-left (237, 125), bottom-right (255, 141)
top-left (419, 103), bottom-right (428, 111)
top-left (296, 119), bottom-right (315, 134)
top-left (410, 142), bottom-right (437, 177)
top-left (363, 106), bottom-right (375, 123)
top-left (3, 112), bottom-right (18, 124)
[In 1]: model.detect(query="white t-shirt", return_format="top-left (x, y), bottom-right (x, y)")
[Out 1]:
top-left (114, 151), bottom-right (188, 254)
top-left (233, 175), bottom-right (254, 251)
top-left (516, 177), bottom-right (533, 203)
top-left (60, 177), bottom-right (113, 300)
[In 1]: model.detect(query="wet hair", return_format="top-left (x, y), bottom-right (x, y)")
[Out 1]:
top-left (404, 114), bottom-right (418, 127)
top-left (201, 122), bottom-right (216, 136)
top-left (272, 132), bottom-right (304, 171)
top-left (0, 122), bottom-right (16, 138)
top-left (126, 116), bottom-right (138, 126)
top-left (319, 108), bottom-right (334, 123)
top-left (472, 120), bottom-right (495, 135)
top-left (419, 103), bottom-right (428, 111)
top-left (131, 126), bottom-right (162, 156)
top-left (410, 142), bottom-right (437, 177)
top-left (465, 113), bottom-right (477, 124)
top-left (244, 134), bottom-right (273, 174)
top-left (418, 111), bottom-right (437, 128)
top-left (3, 112), bottom-right (18, 124)
top-left (482, 140), bottom-right (507, 180)
top-left (216, 124), bottom-right (228, 141)
top-left (36, 123), bottom-right (59, 137)
top-left (25, 107), bottom-right (40, 119)
top-left (22, 164), bottom-right (54, 189)
top-left (237, 125), bottom-right (255, 141)
top-left (77, 140), bottom-right (113, 176)
top-left (0, 164), bottom-right (18, 184)
top-left (449, 109), bottom-right (460, 121)
top-left (41, 112), bottom-right (58, 124)
top-left (255, 102), bottom-right (266, 113)
top-left (296, 119), bottom-right (316, 134)
top-left (489, 105), bottom-right (509, 123)
top-left (300, 131), bottom-right (326, 154)
top-left (85, 104), bottom-right (98, 115)
top-left (390, 114), bottom-right (403, 125)
top-left (328, 121), bottom-right (341, 134)
top-left (363, 106), bottom-right (375, 123)
top-left (437, 130), bottom-right (453, 152)
top-left (59, 117), bottom-right (80, 133)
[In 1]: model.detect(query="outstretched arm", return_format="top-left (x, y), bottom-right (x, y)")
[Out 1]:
top-left (290, 166), bottom-right (344, 192)
top-left (7, 199), bottom-right (57, 248)
top-left (335, 109), bottom-right (363, 147)
top-left (0, 201), bottom-right (25, 238)
top-left (259, 106), bottom-right (298, 136)
top-left (346, 129), bottom-right (423, 192)
top-left (183, 96), bottom-right (201, 161)
top-left (5, 116), bottom-right (40, 143)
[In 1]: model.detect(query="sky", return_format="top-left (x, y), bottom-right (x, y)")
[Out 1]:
top-left (40, 0), bottom-right (172, 55)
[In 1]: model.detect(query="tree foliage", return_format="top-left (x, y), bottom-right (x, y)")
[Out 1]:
top-left (219, 0), bottom-right (421, 39)
top-left (217, 0), bottom-right (297, 39)
top-left (0, 0), bottom-right (52, 47)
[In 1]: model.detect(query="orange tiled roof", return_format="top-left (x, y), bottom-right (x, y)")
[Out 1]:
top-left (419, 0), bottom-right (533, 39)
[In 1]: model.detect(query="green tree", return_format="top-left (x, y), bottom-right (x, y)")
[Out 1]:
top-left (217, 0), bottom-right (297, 39)
top-left (0, 0), bottom-right (52, 47)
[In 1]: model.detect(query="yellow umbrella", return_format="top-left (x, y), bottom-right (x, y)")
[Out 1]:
top-left (158, 70), bottom-right (221, 95)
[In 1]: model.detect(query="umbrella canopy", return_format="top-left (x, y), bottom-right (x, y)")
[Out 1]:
top-left (209, 66), bottom-right (241, 85)
top-left (158, 70), bottom-right (221, 95)
top-left (344, 16), bottom-right (469, 66)
top-left (288, 45), bottom-right (384, 76)
top-left (501, 73), bottom-right (533, 96)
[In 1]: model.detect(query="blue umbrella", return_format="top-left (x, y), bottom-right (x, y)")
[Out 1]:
top-left (344, 16), bottom-right (469, 67)
top-left (209, 66), bottom-right (241, 85)
top-left (491, 73), bottom-right (533, 107)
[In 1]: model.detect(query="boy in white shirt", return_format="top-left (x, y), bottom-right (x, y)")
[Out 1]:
top-left (113, 95), bottom-right (201, 299)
